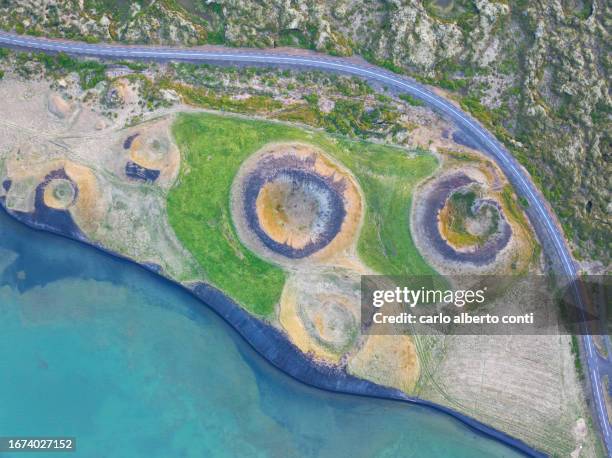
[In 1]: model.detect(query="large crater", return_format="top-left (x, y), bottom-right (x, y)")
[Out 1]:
top-left (232, 143), bottom-right (362, 263)
top-left (417, 173), bottom-right (512, 266)
top-left (247, 168), bottom-right (346, 258)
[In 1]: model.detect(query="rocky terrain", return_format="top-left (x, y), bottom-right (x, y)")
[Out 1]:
top-left (0, 0), bottom-right (207, 44)
top-left (1, 0), bottom-right (608, 267)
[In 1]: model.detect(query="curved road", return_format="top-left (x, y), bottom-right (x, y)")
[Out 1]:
top-left (0, 31), bottom-right (609, 455)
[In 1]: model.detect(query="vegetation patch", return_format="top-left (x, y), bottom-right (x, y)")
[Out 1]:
top-left (35, 52), bottom-right (107, 89)
top-left (168, 112), bottom-right (437, 315)
top-left (399, 93), bottom-right (425, 107)
top-left (167, 82), bottom-right (283, 113)
top-left (351, 147), bottom-right (439, 276)
top-left (439, 188), bottom-right (501, 248)
top-left (570, 334), bottom-right (584, 380)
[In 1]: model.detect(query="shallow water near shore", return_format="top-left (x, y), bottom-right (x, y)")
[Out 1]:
top-left (0, 209), bottom-right (524, 457)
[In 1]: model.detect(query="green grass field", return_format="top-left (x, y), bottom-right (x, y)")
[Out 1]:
top-left (167, 112), bottom-right (438, 316)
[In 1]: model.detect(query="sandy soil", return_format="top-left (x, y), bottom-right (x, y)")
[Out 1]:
top-left (124, 117), bottom-right (181, 189)
top-left (348, 334), bottom-right (420, 393)
top-left (0, 77), bottom-right (201, 281)
top-left (43, 178), bottom-right (76, 209)
top-left (279, 268), bottom-right (361, 362)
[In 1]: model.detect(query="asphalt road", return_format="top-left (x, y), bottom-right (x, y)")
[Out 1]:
top-left (0, 30), bottom-right (609, 456)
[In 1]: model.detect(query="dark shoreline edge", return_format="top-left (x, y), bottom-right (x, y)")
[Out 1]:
top-left (0, 203), bottom-right (545, 458)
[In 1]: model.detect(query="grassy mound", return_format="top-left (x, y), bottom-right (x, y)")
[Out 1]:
top-left (439, 189), bottom-right (500, 248)
top-left (168, 112), bottom-right (437, 316)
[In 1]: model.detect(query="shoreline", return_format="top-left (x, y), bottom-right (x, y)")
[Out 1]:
top-left (0, 201), bottom-right (544, 457)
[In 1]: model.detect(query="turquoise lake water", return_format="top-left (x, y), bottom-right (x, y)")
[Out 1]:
top-left (0, 209), bottom-right (524, 457)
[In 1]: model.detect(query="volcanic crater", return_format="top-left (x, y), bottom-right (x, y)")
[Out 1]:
top-left (232, 143), bottom-right (362, 264)
top-left (419, 173), bottom-right (512, 266)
